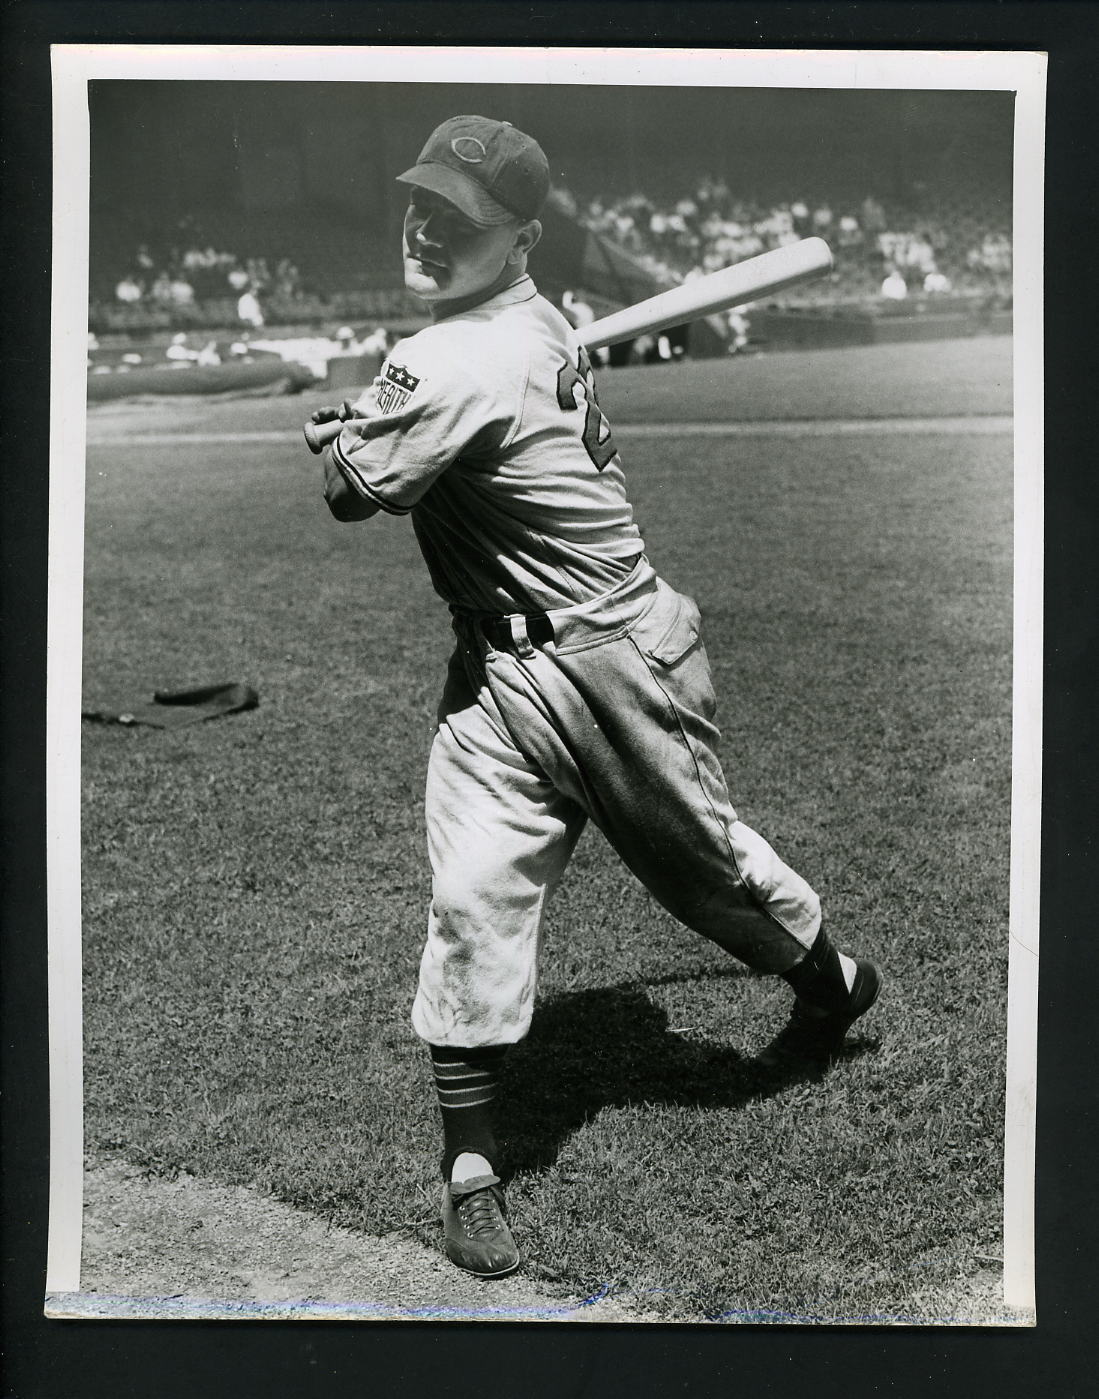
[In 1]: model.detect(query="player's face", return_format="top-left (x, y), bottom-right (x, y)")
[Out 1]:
top-left (403, 188), bottom-right (529, 309)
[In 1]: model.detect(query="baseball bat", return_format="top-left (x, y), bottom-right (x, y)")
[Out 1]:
top-left (578, 236), bottom-right (833, 349)
top-left (303, 237), bottom-right (833, 453)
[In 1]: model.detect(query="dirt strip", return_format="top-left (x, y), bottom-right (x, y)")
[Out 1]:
top-left (64, 1157), bottom-right (660, 1323)
top-left (57, 1158), bottom-right (1031, 1326)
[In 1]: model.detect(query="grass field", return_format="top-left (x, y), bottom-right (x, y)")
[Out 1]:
top-left (80, 337), bottom-right (1016, 1323)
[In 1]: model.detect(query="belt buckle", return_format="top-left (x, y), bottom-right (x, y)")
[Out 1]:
top-left (481, 613), bottom-right (552, 657)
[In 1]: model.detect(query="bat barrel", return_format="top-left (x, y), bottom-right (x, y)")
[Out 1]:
top-left (578, 237), bottom-right (833, 352)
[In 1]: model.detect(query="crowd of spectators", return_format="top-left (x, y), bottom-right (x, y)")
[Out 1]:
top-left (552, 178), bottom-right (1012, 307)
top-left (109, 234), bottom-right (304, 329)
top-left (93, 181), bottom-right (1012, 355)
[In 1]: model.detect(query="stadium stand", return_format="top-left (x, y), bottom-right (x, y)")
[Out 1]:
top-left (88, 179), bottom-right (1011, 344)
top-left (559, 174), bottom-right (1012, 310)
top-left (86, 86), bottom-right (1013, 364)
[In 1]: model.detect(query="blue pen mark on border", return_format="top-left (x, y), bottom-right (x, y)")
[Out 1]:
top-left (46, 1284), bottom-right (1031, 1326)
top-left (45, 1290), bottom-right (628, 1323)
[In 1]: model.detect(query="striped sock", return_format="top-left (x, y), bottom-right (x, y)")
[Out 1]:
top-left (782, 926), bottom-right (857, 1013)
top-left (429, 1044), bottom-right (509, 1181)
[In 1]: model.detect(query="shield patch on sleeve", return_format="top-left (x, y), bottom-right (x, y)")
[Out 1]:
top-left (377, 361), bottom-right (421, 415)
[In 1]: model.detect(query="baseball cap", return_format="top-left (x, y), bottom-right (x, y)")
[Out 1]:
top-left (396, 115), bottom-right (550, 226)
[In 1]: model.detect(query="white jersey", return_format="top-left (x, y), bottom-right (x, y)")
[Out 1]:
top-left (330, 275), bottom-right (644, 613)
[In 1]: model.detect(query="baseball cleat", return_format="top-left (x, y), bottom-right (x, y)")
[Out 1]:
top-left (441, 1174), bottom-right (520, 1278)
top-left (757, 958), bottom-right (882, 1069)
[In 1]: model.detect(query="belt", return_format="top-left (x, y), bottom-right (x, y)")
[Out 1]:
top-left (480, 613), bottom-right (555, 654)
top-left (464, 556), bottom-right (654, 657)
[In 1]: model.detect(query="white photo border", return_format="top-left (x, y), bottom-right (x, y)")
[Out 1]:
top-left (47, 43), bottom-right (1046, 1317)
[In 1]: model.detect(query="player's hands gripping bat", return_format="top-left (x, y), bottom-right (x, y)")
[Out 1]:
top-left (302, 237), bottom-right (834, 455)
top-left (303, 399), bottom-right (362, 452)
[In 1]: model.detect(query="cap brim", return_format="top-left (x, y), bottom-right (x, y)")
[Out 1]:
top-left (396, 162), bottom-right (517, 226)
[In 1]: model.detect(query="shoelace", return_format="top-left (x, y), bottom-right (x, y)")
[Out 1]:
top-left (457, 1189), bottom-right (505, 1238)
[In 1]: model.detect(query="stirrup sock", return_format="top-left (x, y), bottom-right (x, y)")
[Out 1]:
top-left (430, 1043), bottom-right (508, 1181)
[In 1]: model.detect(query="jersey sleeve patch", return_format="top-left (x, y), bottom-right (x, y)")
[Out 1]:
top-left (376, 361), bottom-right (421, 415)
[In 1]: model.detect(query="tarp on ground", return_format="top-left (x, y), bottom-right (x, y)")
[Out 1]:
top-left (87, 358), bottom-right (314, 400)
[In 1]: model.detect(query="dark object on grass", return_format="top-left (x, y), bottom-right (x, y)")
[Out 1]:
top-left (82, 682), bottom-right (259, 729)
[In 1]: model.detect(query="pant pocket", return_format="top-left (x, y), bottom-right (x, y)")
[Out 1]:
top-left (633, 585), bottom-right (703, 667)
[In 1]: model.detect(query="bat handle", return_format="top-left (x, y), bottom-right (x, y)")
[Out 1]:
top-left (303, 418), bottom-right (345, 454)
top-left (304, 399), bottom-right (365, 454)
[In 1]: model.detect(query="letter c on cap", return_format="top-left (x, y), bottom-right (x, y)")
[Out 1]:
top-left (451, 136), bottom-right (487, 163)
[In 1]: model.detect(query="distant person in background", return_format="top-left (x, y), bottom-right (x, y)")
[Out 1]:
top-left (115, 274), bottom-right (143, 304)
top-left (359, 325), bottom-right (390, 357)
top-left (902, 232), bottom-right (935, 279)
top-left (630, 331), bottom-right (656, 364)
top-left (150, 273), bottom-right (174, 306)
top-left (246, 256), bottom-right (271, 292)
top-left (922, 265), bottom-right (952, 296)
top-left (166, 331), bottom-right (198, 363)
top-left (228, 266), bottom-right (251, 293)
top-left (561, 290), bottom-right (607, 364)
top-left (333, 325), bottom-right (388, 358)
top-left (274, 257), bottom-right (302, 301)
top-left (237, 286), bottom-right (265, 329)
top-left (561, 288), bottom-right (594, 332)
top-left (968, 233), bottom-right (1012, 277)
top-left (726, 306), bottom-right (750, 354)
top-left (168, 274), bottom-right (195, 308)
top-left (837, 213), bottom-right (861, 247)
top-left (881, 267), bottom-right (908, 301)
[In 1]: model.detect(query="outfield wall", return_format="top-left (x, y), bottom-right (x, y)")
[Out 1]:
top-left (750, 305), bottom-right (1013, 351)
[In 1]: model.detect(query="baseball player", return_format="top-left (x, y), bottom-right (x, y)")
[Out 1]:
top-left (314, 115), bottom-right (881, 1279)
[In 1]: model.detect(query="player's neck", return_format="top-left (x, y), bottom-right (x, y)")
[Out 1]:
top-left (428, 269), bottom-right (530, 322)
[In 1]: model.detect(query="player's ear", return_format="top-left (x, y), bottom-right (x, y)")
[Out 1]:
top-left (509, 218), bottom-right (542, 262)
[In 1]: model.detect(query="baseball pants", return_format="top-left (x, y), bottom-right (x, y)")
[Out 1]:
top-left (411, 557), bottom-right (822, 1047)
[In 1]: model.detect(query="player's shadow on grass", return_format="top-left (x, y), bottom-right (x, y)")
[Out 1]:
top-left (501, 981), bottom-right (876, 1176)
